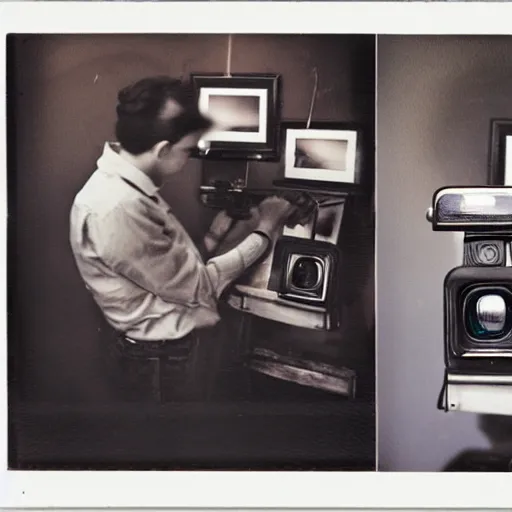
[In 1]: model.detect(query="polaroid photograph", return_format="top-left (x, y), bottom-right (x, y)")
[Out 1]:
top-left (198, 87), bottom-right (267, 142)
top-left (282, 122), bottom-right (361, 185)
top-left (191, 74), bottom-right (280, 160)
top-left (4, 2), bottom-right (512, 511)
top-left (4, 25), bottom-right (377, 507)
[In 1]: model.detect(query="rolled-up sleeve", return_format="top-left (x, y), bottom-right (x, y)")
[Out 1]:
top-left (206, 233), bottom-right (269, 296)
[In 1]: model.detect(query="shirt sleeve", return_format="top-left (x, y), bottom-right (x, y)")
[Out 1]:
top-left (88, 201), bottom-right (218, 310)
top-left (88, 201), bottom-right (269, 307)
top-left (206, 232), bottom-right (270, 296)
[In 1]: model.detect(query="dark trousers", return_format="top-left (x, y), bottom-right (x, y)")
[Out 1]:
top-left (109, 326), bottom-right (227, 403)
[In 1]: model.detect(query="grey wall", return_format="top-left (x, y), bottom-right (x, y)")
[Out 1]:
top-left (377, 35), bottom-right (512, 471)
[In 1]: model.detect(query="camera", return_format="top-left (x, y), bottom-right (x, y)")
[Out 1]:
top-left (268, 236), bottom-right (340, 308)
top-left (427, 186), bottom-right (512, 416)
top-left (284, 254), bottom-right (329, 302)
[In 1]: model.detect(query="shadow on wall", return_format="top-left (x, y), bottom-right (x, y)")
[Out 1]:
top-left (443, 414), bottom-right (512, 471)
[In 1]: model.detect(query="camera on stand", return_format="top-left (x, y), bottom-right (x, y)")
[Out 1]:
top-left (427, 186), bottom-right (512, 416)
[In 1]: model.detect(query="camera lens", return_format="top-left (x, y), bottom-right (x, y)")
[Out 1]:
top-left (464, 288), bottom-right (512, 341)
top-left (291, 257), bottom-right (321, 290)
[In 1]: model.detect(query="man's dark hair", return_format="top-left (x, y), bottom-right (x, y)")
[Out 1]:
top-left (115, 76), bottom-right (212, 155)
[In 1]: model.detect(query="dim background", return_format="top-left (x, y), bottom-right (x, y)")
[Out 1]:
top-left (8, 34), bottom-right (375, 469)
top-left (377, 35), bottom-right (512, 471)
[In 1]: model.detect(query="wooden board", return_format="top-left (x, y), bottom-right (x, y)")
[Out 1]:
top-left (249, 347), bottom-right (356, 398)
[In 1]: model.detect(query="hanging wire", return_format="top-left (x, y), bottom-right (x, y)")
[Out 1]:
top-left (181, 58), bottom-right (192, 81)
top-left (306, 67), bottom-right (319, 130)
top-left (226, 34), bottom-right (233, 77)
top-left (244, 161), bottom-right (250, 187)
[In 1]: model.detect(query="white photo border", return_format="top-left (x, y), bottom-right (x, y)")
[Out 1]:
top-left (285, 128), bottom-right (358, 184)
top-left (191, 72), bottom-right (280, 160)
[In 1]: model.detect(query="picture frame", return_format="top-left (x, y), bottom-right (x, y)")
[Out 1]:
top-left (190, 73), bottom-right (281, 161)
top-left (280, 121), bottom-right (363, 187)
top-left (488, 118), bottom-right (512, 185)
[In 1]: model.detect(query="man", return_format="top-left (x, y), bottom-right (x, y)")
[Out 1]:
top-left (69, 76), bottom-right (294, 400)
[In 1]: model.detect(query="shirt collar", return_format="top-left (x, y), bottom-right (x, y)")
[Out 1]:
top-left (97, 142), bottom-right (160, 198)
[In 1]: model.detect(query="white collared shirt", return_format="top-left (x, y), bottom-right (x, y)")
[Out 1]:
top-left (69, 142), bottom-right (268, 340)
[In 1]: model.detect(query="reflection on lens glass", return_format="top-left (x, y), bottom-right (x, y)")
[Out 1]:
top-left (291, 258), bottom-right (320, 290)
top-left (465, 289), bottom-right (512, 341)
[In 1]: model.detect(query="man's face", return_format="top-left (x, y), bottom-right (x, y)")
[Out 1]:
top-left (156, 131), bottom-right (202, 179)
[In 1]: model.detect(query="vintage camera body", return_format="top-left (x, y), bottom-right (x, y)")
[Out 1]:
top-left (200, 176), bottom-right (346, 331)
top-left (428, 186), bottom-right (512, 415)
top-left (268, 236), bottom-right (341, 310)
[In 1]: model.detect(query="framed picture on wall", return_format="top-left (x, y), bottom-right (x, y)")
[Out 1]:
top-left (280, 121), bottom-right (363, 188)
top-left (190, 73), bottom-right (281, 161)
top-left (488, 118), bottom-right (512, 185)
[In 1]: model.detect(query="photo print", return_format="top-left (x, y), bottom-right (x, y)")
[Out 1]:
top-left (6, 33), bottom-right (375, 476)
top-left (294, 138), bottom-right (348, 171)
top-left (200, 88), bottom-right (267, 142)
top-left (191, 73), bottom-right (280, 160)
top-left (283, 124), bottom-right (360, 185)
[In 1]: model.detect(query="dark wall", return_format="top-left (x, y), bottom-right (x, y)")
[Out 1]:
top-left (377, 35), bottom-right (512, 471)
top-left (9, 34), bottom-right (374, 404)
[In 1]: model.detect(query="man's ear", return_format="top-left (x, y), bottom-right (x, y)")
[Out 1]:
top-left (153, 140), bottom-right (171, 158)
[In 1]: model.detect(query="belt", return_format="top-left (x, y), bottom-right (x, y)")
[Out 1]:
top-left (124, 331), bottom-right (196, 345)
top-left (125, 337), bottom-right (175, 345)
top-left (117, 332), bottom-right (197, 361)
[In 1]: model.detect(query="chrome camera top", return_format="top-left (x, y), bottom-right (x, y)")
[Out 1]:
top-left (428, 187), bottom-right (512, 231)
top-left (427, 186), bottom-right (512, 416)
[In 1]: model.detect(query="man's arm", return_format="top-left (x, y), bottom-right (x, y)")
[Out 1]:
top-left (201, 210), bottom-right (235, 258)
top-left (88, 201), bottom-right (270, 307)
top-left (202, 197), bottom-right (298, 296)
top-left (206, 231), bottom-right (271, 296)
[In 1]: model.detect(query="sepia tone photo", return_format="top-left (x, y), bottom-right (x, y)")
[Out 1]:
top-left (7, 33), bottom-right (375, 471)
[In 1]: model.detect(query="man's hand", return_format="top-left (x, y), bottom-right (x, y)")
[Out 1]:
top-left (209, 210), bottom-right (234, 238)
top-left (256, 196), bottom-right (298, 238)
top-left (203, 210), bottom-right (234, 254)
top-left (212, 206), bottom-right (261, 256)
